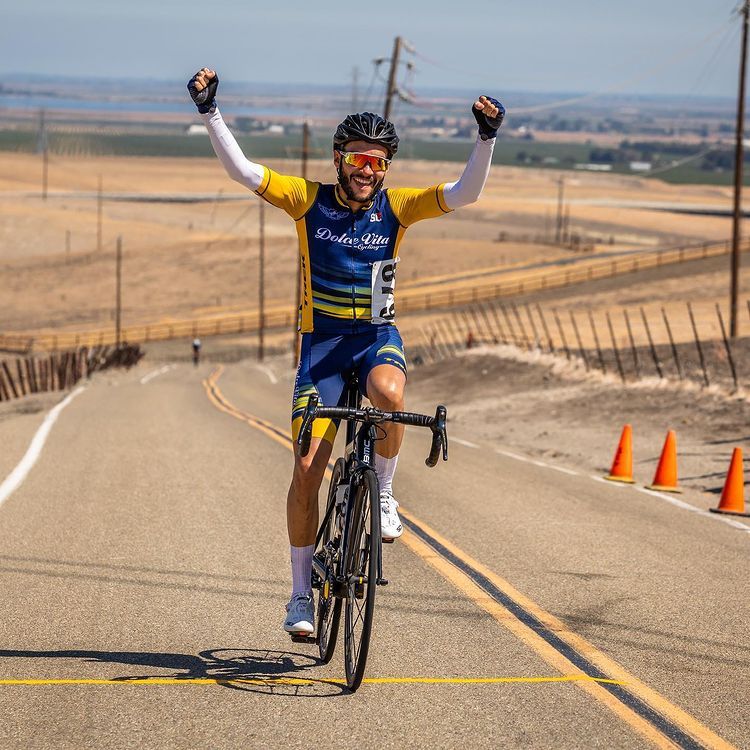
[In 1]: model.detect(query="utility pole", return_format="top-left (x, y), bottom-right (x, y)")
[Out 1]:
top-left (115, 236), bottom-right (122, 348)
top-left (258, 199), bottom-right (265, 362)
top-left (383, 37), bottom-right (403, 120)
top-left (97, 174), bottom-right (103, 253)
top-left (555, 177), bottom-right (565, 245)
top-left (731, 0), bottom-right (749, 338)
top-left (37, 109), bottom-right (48, 201)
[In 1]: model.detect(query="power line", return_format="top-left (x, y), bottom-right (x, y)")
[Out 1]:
top-left (646, 146), bottom-right (718, 176)
top-left (690, 21), bottom-right (740, 95)
top-left (512, 17), bottom-right (737, 114)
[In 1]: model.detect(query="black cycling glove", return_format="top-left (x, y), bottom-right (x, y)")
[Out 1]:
top-left (187, 71), bottom-right (219, 114)
top-left (472, 96), bottom-right (505, 140)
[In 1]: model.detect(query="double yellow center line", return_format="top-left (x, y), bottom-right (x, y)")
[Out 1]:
top-left (199, 367), bottom-right (734, 750)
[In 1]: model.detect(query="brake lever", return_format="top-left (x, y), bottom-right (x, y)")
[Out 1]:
top-left (425, 405), bottom-right (448, 467)
top-left (436, 405), bottom-right (448, 462)
top-left (297, 393), bottom-right (319, 457)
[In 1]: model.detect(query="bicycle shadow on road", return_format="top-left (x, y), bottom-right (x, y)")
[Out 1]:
top-left (0, 648), bottom-right (346, 697)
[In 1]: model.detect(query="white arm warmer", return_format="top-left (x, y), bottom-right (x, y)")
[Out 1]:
top-left (442, 134), bottom-right (495, 210)
top-left (201, 107), bottom-right (265, 191)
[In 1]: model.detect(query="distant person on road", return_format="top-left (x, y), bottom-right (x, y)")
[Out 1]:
top-left (188, 67), bottom-right (504, 637)
top-left (192, 338), bottom-right (201, 366)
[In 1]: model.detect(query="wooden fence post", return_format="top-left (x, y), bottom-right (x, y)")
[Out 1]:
top-left (478, 302), bottom-right (498, 344)
top-left (445, 317), bottom-right (462, 356)
top-left (0, 366), bottom-right (10, 401)
top-left (623, 309), bottom-right (640, 379)
top-left (16, 359), bottom-right (27, 396)
top-left (640, 307), bottom-right (664, 379)
top-left (524, 304), bottom-right (540, 349)
top-left (430, 324), bottom-right (448, 360)
top-left (499, 303), bottom-right (517, 345)
top-left (468, 306), bottom-right (487, 344)
top-left (446, 315), bottom-right (463, 353)
top-left (2, 362), bottom-right (19, 399)
top-left (553, 309), bottom-right (571, 359)
top-left (606, 312), bottom-right (626, 382)
top-left (661, 307), bottom-right (683, 381)
top-left (488, 301), bottom-right (508, 343)
top-left (569, 311), bottom-right (589, 370)
top-left (536, 304), bottom-right (555, 353)
top-left (510, 302), bottom-right (530, 349)
top-left (687, 302), bottom-right (709, 387)
top-left (587, 310), bottom-right (606, 372)
top-left (715, 304), bottom-right (739, 391)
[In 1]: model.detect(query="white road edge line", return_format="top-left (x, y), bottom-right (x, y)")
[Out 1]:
top-left (635, 486), bottom-right (750, 532)
top-left (546, 464), bottom-right (580, 476)
top-left (255, 364), bottom-right (278, 385)
top-left (140, 365), bottom-right (172, 385)
top-left (495, 449), bottom-right (533, 463)
top-left (453, 437), bottom-right (479, 449)
top-left (492, 445), bottom-right (748, 534)
top-left (0, 386), bottom-right (85, 509)
top-left (591, 475), bottom-right (627, 487)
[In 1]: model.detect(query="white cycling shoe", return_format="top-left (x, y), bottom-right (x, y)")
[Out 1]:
top-left (380, 491), bottom-right (403, 541)
top-left (283, 592), bottom-right (315, 635)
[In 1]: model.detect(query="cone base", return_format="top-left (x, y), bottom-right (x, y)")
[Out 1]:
top-left (604, 475), bottom-right (635, 484)
top-left (646, 483), bottom-right (682, 494)
top-left (709, 507), bottom-right (750, 518)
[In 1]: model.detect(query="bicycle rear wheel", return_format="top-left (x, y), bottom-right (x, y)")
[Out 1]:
top-left (343, 468), bottom-right (380, 691)
top-left (315, 458), bottom-right (344, 664)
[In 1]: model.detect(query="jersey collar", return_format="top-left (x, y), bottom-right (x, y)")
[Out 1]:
top-left (334, 184), bottom-right (374, 213)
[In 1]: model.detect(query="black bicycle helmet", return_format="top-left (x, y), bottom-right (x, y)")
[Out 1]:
top-left (333, 112), bottom-right (399, 157)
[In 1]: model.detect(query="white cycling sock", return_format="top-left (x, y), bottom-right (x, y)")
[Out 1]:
top-left (290, 544), bottom-right (314, 597)
top-left (374, 453), bottom-right (399, 496)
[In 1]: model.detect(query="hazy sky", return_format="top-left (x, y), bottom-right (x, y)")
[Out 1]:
top-left (0, 0), bottom-right (741, 98)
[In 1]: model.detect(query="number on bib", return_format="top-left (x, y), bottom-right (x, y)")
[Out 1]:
top-left (370, 258), bottom-right (399, 324)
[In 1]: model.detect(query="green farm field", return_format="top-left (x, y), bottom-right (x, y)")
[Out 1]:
top-left (0, 129), bottom-right (742, 186)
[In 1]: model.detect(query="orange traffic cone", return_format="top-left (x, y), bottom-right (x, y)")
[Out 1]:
top-left (646, 430), bottom-right (681, 493)
top-left (605, 425), bottom-right (635, 483)
top-left (710, 448), bottom-right (749, 517)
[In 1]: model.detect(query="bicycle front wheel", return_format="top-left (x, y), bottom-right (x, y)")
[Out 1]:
top-left (343, 468), bottom-right (380, 691)
top-left (316, 458), bottom-right (344, 664)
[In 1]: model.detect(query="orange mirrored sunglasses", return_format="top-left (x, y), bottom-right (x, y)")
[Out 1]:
top-left (339, 151), bottom-right (391, 172)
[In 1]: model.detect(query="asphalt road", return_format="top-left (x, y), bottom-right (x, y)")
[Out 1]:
top-left (0, 359), bottom-right (747, 749)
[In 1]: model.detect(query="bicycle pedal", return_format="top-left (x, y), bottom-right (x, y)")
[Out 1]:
top-left (376, 578), bottom-right (389, 586)
top-left (290, 633), bottom-right (316, 644)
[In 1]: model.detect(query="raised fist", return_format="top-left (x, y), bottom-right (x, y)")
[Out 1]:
top-left (188, 68), bottom-right (219, 114)
top-left (472, 95), bottom-right (505, 140)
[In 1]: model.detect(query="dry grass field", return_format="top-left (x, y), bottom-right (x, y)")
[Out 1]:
top-left (0, 149), bottom-right (741, 337)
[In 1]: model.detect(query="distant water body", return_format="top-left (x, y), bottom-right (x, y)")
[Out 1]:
top-left (0, 94), bottom-right (330, 118)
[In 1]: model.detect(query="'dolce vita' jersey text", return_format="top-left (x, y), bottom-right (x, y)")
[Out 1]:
top-left (256, 168), bottom-right (452, 334)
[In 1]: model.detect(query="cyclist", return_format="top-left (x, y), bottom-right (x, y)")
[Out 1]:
top-left (192, 338), bottom-right (201, 366)
top-left (188, 68), bottom-right (504, 636)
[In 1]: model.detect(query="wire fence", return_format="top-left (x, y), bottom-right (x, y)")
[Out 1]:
top-left (0, 238), bottom-right (742, 355)
top-left (0, 344), bottom-right (143, 402)
top-left (407, 298), bottom-right (750, 392)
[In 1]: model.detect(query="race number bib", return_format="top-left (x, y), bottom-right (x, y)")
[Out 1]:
top-left (370, 258), bottom-right (399, 324)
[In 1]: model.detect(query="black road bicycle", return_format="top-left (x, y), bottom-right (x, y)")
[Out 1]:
top-left (295, 375), bottom-right (448, 691)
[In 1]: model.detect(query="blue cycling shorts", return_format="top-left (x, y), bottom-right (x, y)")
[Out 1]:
top-left (291, 326), bottom-right (407, 444)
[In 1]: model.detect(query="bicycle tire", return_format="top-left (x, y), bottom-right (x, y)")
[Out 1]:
top-left (315, 458), bottom-right (344, 664)
top-left (343, 468), bottom-right (380, 691)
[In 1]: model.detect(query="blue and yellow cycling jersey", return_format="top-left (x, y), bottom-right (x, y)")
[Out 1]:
top-left (255, 168), bottom-right (452, 334)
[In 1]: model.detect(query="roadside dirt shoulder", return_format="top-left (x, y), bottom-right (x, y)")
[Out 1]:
top-left (407, 346), bottom-right (749, 511)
